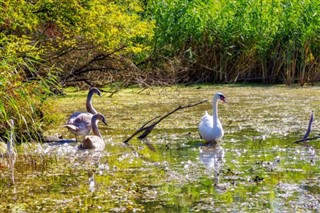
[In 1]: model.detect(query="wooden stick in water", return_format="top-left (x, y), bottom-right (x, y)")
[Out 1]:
top-left (124, 99), bottom-right (208, 143)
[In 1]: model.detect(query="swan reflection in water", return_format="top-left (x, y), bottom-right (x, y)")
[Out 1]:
top-left (0, 119), bottom-right (17, 185)
top-left (199, 145), bottom-right (226, 190)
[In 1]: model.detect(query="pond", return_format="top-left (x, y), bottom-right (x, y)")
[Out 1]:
top-left (0, 85), bottom-right (320, 212)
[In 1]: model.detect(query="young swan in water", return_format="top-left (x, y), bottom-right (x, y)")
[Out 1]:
top-left (198, 92), bottom-right (226, 144)
top-left (64, 87), bottom-right (101, 137)
top-left (81, 113), bottom-right (107, 150)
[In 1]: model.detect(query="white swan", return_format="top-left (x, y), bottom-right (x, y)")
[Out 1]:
top-left (81, 113), bottom-right (107, 150)
top-left (64, 87), bottom-right (101, 137)
top-left (198, 92), bottom-right (226, 144)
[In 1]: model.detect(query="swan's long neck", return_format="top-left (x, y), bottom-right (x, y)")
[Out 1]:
top-left (91, 116), bottom-right (102, 138)
top-left (86, 90), bottom-right (98, 114)
top-left (212, 97), bottom-right (219, 126)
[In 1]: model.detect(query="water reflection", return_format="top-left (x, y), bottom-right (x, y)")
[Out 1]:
top-left (0, 119), bottom-right (17, 185)
top-left (199, 145), bottom-right (225, 189)
top-left (308, 147), bottom-right (316, 165)
top-left (88, 171), bottom-right (95, 192)
top-left (0, 155), bottom-right (16, 185)
top-left (295, 143), bottom-right (317, 165)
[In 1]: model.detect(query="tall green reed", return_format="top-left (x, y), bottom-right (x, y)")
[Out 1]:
top-left (147, 0), bottom-right (320, 84)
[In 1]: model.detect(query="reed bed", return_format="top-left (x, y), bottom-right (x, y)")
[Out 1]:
top-left (147, 0), bottom-right (320, 84)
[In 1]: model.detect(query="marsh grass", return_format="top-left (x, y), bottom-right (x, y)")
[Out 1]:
top-left (0, 53), bottom-right (60, 143)
top-left (148, 0), bottom-right (320, 85)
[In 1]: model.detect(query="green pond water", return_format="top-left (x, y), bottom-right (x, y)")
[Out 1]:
top-left (1, 85), bottom-right (320, 212)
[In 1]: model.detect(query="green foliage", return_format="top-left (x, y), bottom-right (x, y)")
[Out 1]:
top-left (0, 34), bottom-right (58, 142)
top-left (31, 0), bottom-right (154, 53)
top-left (0, 0), bottom-right (154, 142)
top-left (147, 0), bottom-right (320, 84)
top-left (29, 0), bottom-right (155, 86)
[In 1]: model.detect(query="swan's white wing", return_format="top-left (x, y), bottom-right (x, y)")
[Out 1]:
top-left (198, 111), bottom-right (213, 142)
top-left (198, 111), bottom-right (224, 143)
top-left (199, 111), bottom-right (213, 127)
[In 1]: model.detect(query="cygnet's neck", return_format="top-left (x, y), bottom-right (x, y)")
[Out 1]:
top-left (86, 91), bottom-right (98, 114)
top-left (91, 116), bottom-right (102, 138)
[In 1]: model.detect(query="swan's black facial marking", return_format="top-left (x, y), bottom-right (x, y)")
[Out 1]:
top-left (219, 94), bottom-right (227, 103)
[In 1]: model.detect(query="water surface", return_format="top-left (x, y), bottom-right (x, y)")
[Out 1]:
top-left (1, 85), bottom-right (319, 212)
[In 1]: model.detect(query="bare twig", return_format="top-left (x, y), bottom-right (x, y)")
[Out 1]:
top-left (124, 99), bottom-right (208, 143)
top-left (106, 81), bottom-right (130, 98)
top-left (66, 46), bottom-right (127, 80)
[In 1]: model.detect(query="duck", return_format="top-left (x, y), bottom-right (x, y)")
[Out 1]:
top-left (64, 87), bottom-right (101, 137)
top-left (198, 92), bottom-right (226, 144)
top-left (81, 113), bottom-right (107, 149)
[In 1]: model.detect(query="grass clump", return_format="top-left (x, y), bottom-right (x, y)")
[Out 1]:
top-left (0, 35), bottom-right (60, 142)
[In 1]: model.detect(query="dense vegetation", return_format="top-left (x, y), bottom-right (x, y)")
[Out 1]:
top-left (1, 0), bottom-right (319, 141)
top-left (147, 0), bottom-right (320, 84)
top-left (0, 0), bottom-right (154, 141)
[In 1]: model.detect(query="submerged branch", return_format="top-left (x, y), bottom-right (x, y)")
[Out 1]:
top-left (124, 99), bottom-right (208, 143)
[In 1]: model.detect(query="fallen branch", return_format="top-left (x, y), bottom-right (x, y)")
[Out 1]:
top-left (124, 99), bottom-right (208, 143)
top-left (123, 116), bottom-right (161, 143)
top-left (302, 111), bottom-right (314, 140)
top-left (294, 136), bottom-right (320, 143)
top-left (294, 111), bottom-right (318, 143)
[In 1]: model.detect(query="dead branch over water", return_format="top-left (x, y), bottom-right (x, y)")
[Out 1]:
top-left (124, 99), bottom-right (208, 143)
top-left (294, 111), bottom-right (320, 143)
